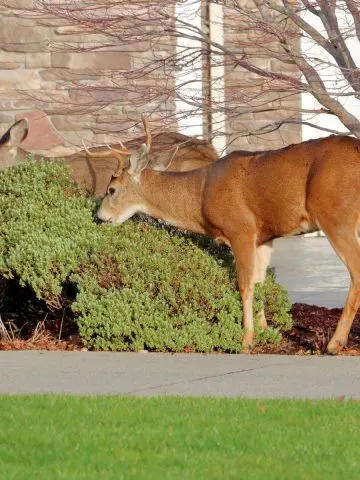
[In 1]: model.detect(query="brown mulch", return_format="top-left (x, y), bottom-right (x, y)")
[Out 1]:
top-left (0, 280), bottom-right (359, 354)
top-left (253, 303), bottom-right (360, 356)
top-left (0, 337), bottom-right (82, 351)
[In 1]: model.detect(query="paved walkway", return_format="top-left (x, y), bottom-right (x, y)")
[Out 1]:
top-left (1, 351), bottom-right (360, 399)
top-left (271, 237), bottom-right (348, 308)
top-left (0, 237), bottom-right (356, 400)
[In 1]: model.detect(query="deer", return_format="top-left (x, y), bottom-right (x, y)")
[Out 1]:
top-left (0, 117), bottom-right (219, 196)
top-left (96, 118), bottom-right (360, 354)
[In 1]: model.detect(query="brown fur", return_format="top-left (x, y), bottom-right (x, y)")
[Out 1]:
top-left (98, 133), bottom-right (360, 354)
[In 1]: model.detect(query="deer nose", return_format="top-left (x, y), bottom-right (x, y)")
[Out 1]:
top-left (97, 216), bottom-right (113, 224)
top-left (96, 210), bottom-right (113, 224)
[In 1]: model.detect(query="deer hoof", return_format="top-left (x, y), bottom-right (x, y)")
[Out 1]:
top-left (242, 331), bottom-right (254, 353)
top-left (327, 337), bottom-right (346, 355)
top-left (258, 319), bottom-right (268, 331)
top-left (257, 311), bottom-right (268, 331)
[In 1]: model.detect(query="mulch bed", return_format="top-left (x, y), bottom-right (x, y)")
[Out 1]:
top-left (253, 303), bottom-right (360, 356)
top-left (0, 280), bottom-right (359, 355)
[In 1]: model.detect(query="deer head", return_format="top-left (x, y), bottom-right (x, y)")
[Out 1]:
top-left (95, 115), bottom-right (174, 223)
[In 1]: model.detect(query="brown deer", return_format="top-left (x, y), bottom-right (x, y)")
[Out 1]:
top-left (97, 123), bottom-right (360, 354)
top-left (0, 118), bottom-right (219, 196)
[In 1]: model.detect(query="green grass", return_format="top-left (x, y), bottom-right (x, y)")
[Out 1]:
top-left (0, 396), bottom-right (359, 480)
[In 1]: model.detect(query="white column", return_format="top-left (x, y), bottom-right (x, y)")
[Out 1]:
top-left (175, 0), bottom-right (203, 137)
top-left (208, 2), bottom-right (226, 155)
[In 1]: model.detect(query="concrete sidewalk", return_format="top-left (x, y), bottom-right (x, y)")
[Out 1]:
top-left (271, 237), bottom-right (348, 308)
top-left (1, 351), bottom-right (359, 399)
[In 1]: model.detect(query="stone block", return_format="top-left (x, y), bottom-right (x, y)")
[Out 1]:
top-left (0, 52), bottom-right (25, 64)
top-left (0, 98), bottom-right (34, 111)
top-left (55, 25), bottom-right (92, 35)
top-left (51, 114), bottom-right (97, 131)
top-left (60, 130), bottom-right (95, 148)
top-left (0, 70), bottom-right (41, 90)
top-left (2, 43), bottom-right (48, 53)
top-left (26, 53), bottom-right (52, 68)
top-left (91, 122), bottom-right (134, 134)
top-left (52, 51), bottom-right (131, 70)
top-left (100, 105), bottom-right (124, 115)
top-left (92, 132), bottom-right (132, 145)
top-left (0, 62), bottom-right (19, 70)
top-left (68, 88), bottom-right (140, 105)
top-left (56, 79), bottom-right (114, 91)
top-left (40, 68), bottom-right (101, 82)
top-left (0, 18), bottom-right (48, 44)
top-left (4, 0), bottom-right (38, 8)
top-left (0, 113), bottom-right (15, 125)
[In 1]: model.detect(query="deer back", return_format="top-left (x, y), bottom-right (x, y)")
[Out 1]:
top-left (0, 119), bottom-right (219, 196)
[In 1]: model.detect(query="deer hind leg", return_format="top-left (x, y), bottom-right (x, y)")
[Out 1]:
top-left (319, 217), bottom-right (360, 354)
top-left (254, 241), bottom-right (273, 330)
top-left (231, 233), bottom-right (257, 352)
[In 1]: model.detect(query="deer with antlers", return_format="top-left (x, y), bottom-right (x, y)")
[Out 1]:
top-left (0, 117), bottom-right (219, 196)
top-left (95, 116), bottom-right (360, 354)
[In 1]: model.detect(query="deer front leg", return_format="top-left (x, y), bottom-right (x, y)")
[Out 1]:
top-left (254, 241), bottom-right (273, 330)
top-left (327, 279), bottom-right (360, 354)
top-left (231, 234), bottom-right (257, 352)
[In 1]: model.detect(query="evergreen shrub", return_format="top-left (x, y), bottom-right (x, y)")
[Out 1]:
top-left (0, 160), bottom-right (292, 352)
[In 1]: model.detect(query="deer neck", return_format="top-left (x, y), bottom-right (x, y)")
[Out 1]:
top-left (138, 169), bottom-right (206, 234)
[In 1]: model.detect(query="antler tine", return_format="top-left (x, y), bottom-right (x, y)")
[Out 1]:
top-left (82, 139), bottom-right (132, 158)
top-left (141, 114), bottom-right (152, 153)
top-left (82, 140), bottom-right (113, 158)
top-left (106, 144), bottom-right (132, 157)
top-left (118, 139), bottom-right (127, 150)
top-left (82, 139), bottom-right (132, 176)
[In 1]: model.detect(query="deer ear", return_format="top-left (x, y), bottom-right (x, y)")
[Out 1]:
top-left (128, 143), bottom-right (150, 175)
top-left (0, 119), bottom-right (29, 148)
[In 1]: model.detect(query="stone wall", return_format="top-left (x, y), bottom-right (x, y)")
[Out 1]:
top-left (0, 2), bottom-right (301, 155)
top-left (0, 4), bottom-right (176, 155)
top-left (223, 1), bottom-right (302, 151)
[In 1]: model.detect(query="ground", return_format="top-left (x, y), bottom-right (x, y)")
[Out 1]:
top-left (0, 280), bottom-right (359, 355)
top-left (254, 303), bottom-right (360, 356)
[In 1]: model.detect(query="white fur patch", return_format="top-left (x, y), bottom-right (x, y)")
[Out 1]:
top-left (9, 147), bottom-right (17, 158)
top-left (115, 204), bottom-right (149, 224)
top-left (215, 236), bottom-right (231, 247)
top-left (161, 215), bottom-right (188, 231)
top-left (128, 171), bottom-right (141, 184)
top-left (286, 219), bottom-right (312, 236)
top-left (98, 204), bottom-right (148, 224)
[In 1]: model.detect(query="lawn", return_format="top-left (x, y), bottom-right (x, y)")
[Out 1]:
top-left (0, 396), bottom-right (359, 479)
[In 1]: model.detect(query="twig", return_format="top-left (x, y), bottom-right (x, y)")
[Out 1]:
top-left (58, 309), bottom-right (65, 342)
top-left (0, 313), bottom-right (11, 342)
top-left (30, 313), bottom-right (48, 343)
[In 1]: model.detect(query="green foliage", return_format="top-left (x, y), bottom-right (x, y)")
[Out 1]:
top-left (0, 160), bottom-right (97, 304)
top-left (0, 160), bottom-right (292, 352)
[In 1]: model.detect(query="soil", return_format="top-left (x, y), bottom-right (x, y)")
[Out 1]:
top-left (254, 303), bottom-right (360, 356)
top-left (0, 280), bottom-right (359, 355)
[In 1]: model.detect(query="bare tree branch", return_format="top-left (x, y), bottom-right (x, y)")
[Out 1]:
top-left (345, 0), bottom-right (360, 41)
top-left (0, 0), bottom-right (360, 142)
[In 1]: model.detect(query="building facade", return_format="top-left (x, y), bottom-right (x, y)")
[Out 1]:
top-left (0, 1), bottom-right (301, 156)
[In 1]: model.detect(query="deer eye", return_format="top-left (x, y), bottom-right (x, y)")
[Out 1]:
top-left (108, 186), bottom-right (116, 196)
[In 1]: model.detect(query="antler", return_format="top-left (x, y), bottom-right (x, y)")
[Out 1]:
top-left (82, 115), bottom-right (152, 176)
top-left (82, 140), bottom-right (132, 175)
top-left (141, 114), bottom-right (152, 154)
